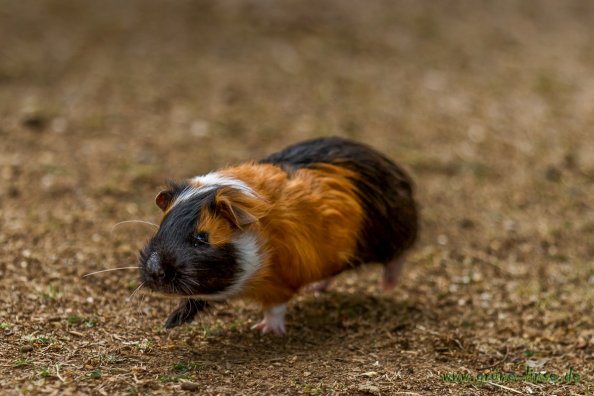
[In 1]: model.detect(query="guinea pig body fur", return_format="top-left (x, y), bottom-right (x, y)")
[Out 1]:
top-left (139, 137), bottom-right (418, 335)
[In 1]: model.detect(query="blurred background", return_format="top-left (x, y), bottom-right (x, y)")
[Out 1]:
top-left (0, 1), bottom-right (592, 394)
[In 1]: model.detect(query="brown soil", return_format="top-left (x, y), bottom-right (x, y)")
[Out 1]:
top-left (0, 1), bottom-right (593, 395)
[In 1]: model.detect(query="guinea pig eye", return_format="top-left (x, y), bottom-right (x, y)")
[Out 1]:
top-left (192, 232), bottom-right (209, 247)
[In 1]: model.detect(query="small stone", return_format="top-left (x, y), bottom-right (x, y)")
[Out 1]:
top-left (41, 174), bottom-right (55, 189)
top-left (503, 219), bottom-right (516, 232)
top-left (467, 124), bottom-right (486, 143)
top-left (21, 113), bottom-right (48, 131)
top-left (1, 166), bottom-right (16, 181)
top-left (7, 186), bottom-right (20, 198)
top-left (459, 218), bottom-right (475, 229)
top-left (576, 337), bottom-right (588, 349)
top-left (526, 358), bottom-right (549, 369)
top-left (180, 382), bottom-right (200, 391)
top-left (489, 240), bottom-right (502, 252)
top-left (357, 384), bottom-right (380, 395)
top-left (545, 166), bottom-right (561, 182)
top-left (50, 117), bottom-right (68, 134)
top-left (190, 120), bottom-right (210, 137)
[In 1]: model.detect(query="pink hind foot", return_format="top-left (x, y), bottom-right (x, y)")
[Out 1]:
top-left (382, 256), bottom-right (406, 291)
top-left (302, 278), bottom-right (332, 293)
top-left (251, 304), bottom-right (287, 336)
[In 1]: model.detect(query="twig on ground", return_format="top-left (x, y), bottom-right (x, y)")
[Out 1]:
top-left (486, 381), bottom-right (524, 395)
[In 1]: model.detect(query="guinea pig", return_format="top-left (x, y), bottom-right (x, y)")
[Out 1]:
top-left (138, 136), bottom-right (418, 335)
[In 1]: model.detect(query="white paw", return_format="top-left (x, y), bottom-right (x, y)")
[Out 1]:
top-left (251, 319), bottom-right (286, 336)
top-left (250, 304), bottom-right (287, 336)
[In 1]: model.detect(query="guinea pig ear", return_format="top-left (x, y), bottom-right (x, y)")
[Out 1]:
top-left (155, 190), bottom-right (175, 211)
top-left (215, 187), bottom-right (269, 229)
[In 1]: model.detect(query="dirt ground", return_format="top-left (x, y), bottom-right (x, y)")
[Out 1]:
top-left (0, 1), bottom-right (593, 395)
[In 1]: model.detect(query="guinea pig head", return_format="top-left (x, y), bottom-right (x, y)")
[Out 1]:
top-left (139, 182), bottom-right (269, 300)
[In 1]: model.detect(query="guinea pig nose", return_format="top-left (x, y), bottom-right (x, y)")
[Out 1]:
top-left (147, 252), bottom-right (165, 278)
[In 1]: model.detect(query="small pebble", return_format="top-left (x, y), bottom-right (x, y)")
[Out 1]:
top-left (437, 234), bottom-right (448, 245)
top-left (180, 381), bottom-right (200, 391)
top-left (50, 117), bottom-right (68, 134)
top-left (21, 113), bottom-right (47, 131)
top-left (357, 384), bottom-right (380, 395)
top-left (545, 166), bottom-right (561, 182)
top-left (459, 218), bottom-right (475, 229)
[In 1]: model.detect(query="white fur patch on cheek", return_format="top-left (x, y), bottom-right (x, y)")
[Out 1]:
top-left (190, 232), bottom-right (262, 301)
top-left (225, 232), bottom-right (262, 295)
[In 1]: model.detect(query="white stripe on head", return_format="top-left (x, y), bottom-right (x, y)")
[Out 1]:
top-left (192, 173), bottom-right (256, 197)
top-left (171, 172), bottom-right (256, 207)
top-left (172, 185), bottom-right (216, 206)
top-left (189, 232), bottom-right (262, 301)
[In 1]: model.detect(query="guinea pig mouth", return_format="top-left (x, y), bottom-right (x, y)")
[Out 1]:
top-left (140, 273), bottom-right (198, 296)
top-left (149, 282), bottom-right (192, 296)
top-left (138, 265), bottom-right (197, 296)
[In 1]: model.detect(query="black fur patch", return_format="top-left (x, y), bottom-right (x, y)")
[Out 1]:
top-left (260, 136), bottom-right (418, 264)
top-left (139, 187), bottom-right (240, 296)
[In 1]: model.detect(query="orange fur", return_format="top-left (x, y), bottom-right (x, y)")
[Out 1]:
top-left (197, 187), bottom-right (270, 245)
top-left (215, 186), bottom-right (270, 228)
top-left (219, 163), bottom-right (364, 308)
top-left (197, 210), bottom-right (235, 246)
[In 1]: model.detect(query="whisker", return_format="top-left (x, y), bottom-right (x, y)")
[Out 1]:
top-left (181, 283), bottom-right (193, 296)
top-left (186, 278), bottom-right (200, 288)
top-left (112, 220), bottom-right (159, 232)
top-left (129, 281), bottom-right (145, 301)
top-left (132, 287), bottom-right (144, 314)
top-left (125, 286), bottom-right (137, 315)
top-left (137, 291), bottom-right (148, 319)
top-left (83, 267), bottom-right (140, 278)
top-left (128, 283), bottom-right (146, 323)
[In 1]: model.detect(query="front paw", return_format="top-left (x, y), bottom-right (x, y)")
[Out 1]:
top-left (164, 299), bottom-right (208, 329)
top-left (164, 307), bottom-right (193, 329)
